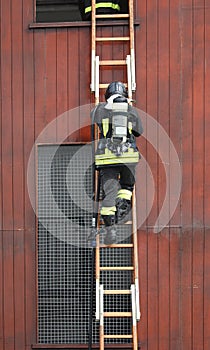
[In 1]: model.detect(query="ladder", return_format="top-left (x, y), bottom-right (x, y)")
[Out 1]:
top-left (90, 0), bottom-right (136, 105)
top-left (88, 1), bottom-right (141, 349)
top-left (94, 188), bottom-right (141, 350)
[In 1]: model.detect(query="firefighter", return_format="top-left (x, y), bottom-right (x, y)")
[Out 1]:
top-left (91, 82), bottom-right (143, 244)
top-left (79, 0), bottom-right (121, 20)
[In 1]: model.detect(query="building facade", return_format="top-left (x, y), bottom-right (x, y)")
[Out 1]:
top-left (0, 0), bottom-right (210, 349)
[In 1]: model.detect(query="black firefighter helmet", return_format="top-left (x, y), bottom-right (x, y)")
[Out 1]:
top-left (105, 81), bottom-right (128, 100)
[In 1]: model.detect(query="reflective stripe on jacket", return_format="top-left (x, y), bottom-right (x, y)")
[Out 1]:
top-left (84, 0), bottom-right (120, 14)
top-left (95, 146), bottom-right (140, 166)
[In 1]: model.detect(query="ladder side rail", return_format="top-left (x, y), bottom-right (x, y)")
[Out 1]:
top-left (93, 119), bottom-right (101, 322)
top-left (126, 55), bottom-right (132, 100)
top-left (99, 285), bottom-right (104, 350)
top-left (95, 171), bottom-right (101, 322)
top-left (89, 109), bottom-right (102, 349)
top-left (95, 56), bottom-right (100, 105)
top-left (95, 170), bottom-right (101, 319)
top-left (91, 0), bottom-right (96, 91)
top-left (131, 285), bottom-right (138, 350)
top-left (88, 247), bottom-right (96, 350)
top-left (129, 0), bottom-right (136, 91)
top-left (132, 186), bottom-right (141, 321)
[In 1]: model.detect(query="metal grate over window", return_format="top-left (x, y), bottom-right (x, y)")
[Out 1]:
top-left (37, 144), bottom-right (133, 345)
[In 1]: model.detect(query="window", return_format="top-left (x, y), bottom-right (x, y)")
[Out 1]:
top-left (35, 0), bottom-right (129, 23)
top-left (36, 0), bottom-right (82, 22)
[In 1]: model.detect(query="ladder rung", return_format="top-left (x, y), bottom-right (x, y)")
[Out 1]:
top-left (104, 312), bottom-right (132, 317)
top-left (99, 60), bottom-right (127, 66)
top-left (96, 37), bottom-right (130, 42)
top-left (100, 243), bottom-right (133, 248)
top-left (104, 290), bottom-right (131, 295)
top-left (100, 266), bottom-right (134, 271)
top-left (104, 334), bottom-right (133, 339)
top-left (95, 14), bottom-right (130, 19)
top-left (99, 83), bottom-right (109, 89)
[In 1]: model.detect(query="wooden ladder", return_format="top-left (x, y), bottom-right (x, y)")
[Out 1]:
top-left (88, 1), bottom-right (140, 349)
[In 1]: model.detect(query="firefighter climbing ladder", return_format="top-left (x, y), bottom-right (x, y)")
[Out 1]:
top-left (89, 1), bottom-right (141, 349)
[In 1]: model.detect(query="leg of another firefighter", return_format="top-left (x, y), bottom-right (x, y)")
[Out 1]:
top-left (100, 167), bottom-right (120, 245)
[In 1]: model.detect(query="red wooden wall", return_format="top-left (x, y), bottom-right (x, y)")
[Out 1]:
top-left (0, 0), bottom-right (210, 349)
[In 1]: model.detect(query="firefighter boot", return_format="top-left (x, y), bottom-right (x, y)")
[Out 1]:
top-left (102, 215), bottom-right (117, 245)
top-left (116, 197), bottom-right (131, 223)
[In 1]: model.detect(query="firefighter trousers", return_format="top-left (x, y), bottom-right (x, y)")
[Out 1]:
top-left (99, 164), bottom-right (136, 213)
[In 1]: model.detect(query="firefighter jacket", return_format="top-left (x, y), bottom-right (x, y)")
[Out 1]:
top-left (92, 100), bottom-right (143, 167)
top-left (80, 0), bottom-right (120, 20)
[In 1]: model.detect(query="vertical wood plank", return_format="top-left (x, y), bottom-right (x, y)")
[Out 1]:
top-left (146, 0), bottom-right (158, 228)
top-left (181, 3), bottom-right (193, 228)
top-left (192, 2), bottom-right (205, 349)
top-left (0, 71), bottom-right (2, 233)
top-left (192, 1), bottom-right (205, 225)
top-left (11, 0), bottom-right (26, 347)
top-left (204, 8), bottom-right (210, 227)
top-left (23, 0), bottom-right (36, 231)
top-left (158, 230), bottom-right (170, 350)
top-left (56, 29), bottom-right (68, 142)
top-left (34, 30), bottom-right (46, 139)
top-left (23, 1), bottom-right (36, 347)
top-left (67, 29), bottom-right (80, 141)
top-left (181, 229), bottom-right (193, 350)
top-left (180, 5), bottom-right (193, 349)
top-left (138, 229), bottom-right (148, 350)
top-left (136, 1), bottom-right (148, 348)
top-left (14, 230), bottom-right (25, 349)
top-left (45, 30), bottom-right (57, 142)
top-left (204, 8), bottom-right (210, 349)
top-left (12, 0), bottom-right (24, 231)
top-left (146, 2), bottom-right (159, 349)
top-left (192, 229), bottom-right (204, 350)
top-left (204, 229), bottom-right (210, 350)
top-left (169, 0), bottom-right (182, 226)
top-left (3, 231), bottom-right (15, 350)
top-left (168, 1), bottom-right (182, 348)
top-left (25, 229), bottom-right (36, 347)
top-left (1, 0), bottom-right (13, 230)
top-left (170, 229), bottom-right (181, 349)
top-left (147, 231), bottom-right (158, 350)
top-left (0, 231), bottom-right (3, 349)
top-left (157, 0), bottom-right (169, 226)
top-left (136, 0), bottom-right (146, 107)
top-left (79, 27), bottom-right (91, 142)
top-left (157, 1), bottom-right (171, 348)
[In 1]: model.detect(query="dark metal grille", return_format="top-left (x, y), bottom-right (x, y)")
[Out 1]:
top-left (37, 144), bottom-right (133, 345)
